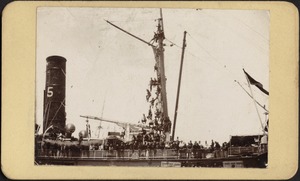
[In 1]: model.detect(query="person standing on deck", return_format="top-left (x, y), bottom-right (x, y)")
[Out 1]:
top-left (187, 141), bottom-right (193, 158)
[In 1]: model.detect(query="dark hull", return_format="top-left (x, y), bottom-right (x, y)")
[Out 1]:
top-left (35, 152), bottom-right (267, 168)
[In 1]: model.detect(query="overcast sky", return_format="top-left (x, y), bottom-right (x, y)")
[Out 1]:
top-left (36, 7), bottom-right (269, 144)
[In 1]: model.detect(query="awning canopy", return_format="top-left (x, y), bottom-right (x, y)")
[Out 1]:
top-left (229, 135), bottom-right (263, 146)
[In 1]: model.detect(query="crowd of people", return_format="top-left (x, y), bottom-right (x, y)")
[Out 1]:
top-left (38, 132), bottom-right (230, 159)
top-left (37, 127), bottom-right (268, 159)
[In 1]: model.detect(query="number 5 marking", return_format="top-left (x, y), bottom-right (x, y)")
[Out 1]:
top-left (47, 87), bottom-right (53, 97)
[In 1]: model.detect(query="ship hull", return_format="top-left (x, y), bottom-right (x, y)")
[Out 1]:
top-left (35, 152), bottom-right (267, 168)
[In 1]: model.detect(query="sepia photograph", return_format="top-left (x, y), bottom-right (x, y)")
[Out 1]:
top-left (34, 7), bottom-right (269, 167)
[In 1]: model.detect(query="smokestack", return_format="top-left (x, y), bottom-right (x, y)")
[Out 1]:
top-left (43, 55), bottom-right (67, 134)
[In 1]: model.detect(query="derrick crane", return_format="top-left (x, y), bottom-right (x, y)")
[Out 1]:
top-left (80, 115), bottom-right (149, 142)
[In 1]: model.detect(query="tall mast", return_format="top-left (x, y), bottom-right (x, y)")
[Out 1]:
top-left (157, 14), bottom-right (168, 118)
top-left (156, 9), bottom-right (171, 142)
top-left (172, 31), bottom-right (187, 141)
top-left (105, 9), bottom-right (172, 142)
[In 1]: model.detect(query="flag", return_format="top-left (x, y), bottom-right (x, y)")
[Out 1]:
top-left (243, 69), bottom-right (269, 95)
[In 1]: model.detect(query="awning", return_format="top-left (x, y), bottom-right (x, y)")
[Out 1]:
top-left (229, 135), bottom-right (263, 146)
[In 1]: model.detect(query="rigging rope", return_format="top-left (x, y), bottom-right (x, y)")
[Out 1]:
top-left (245, 74), bottom-right (265, 134)
top-left (186, 32), bottom-right (241, 81)
top-left (230, 15), bottom-right (269, 43)
top-left (108, 19), bottom-right (157, 23)
top-left (187, 32), bottom-right (269, 103)
top-left (61, 68), bottom-right (66, 77)
top-left (165, 32), bottom-right (268, 111)
top-left (196, 10), bottom-right (269, 55)
top-left (48, 98), bottom-right (66, 128)
top-left (43, 102), bottom-right (51, 131)
top-left (166, 35), bottom-right (240, 83)
top-left (165, 38), bottom-right (211, 67)
top-left (235, 80), bottom-right (269, 112)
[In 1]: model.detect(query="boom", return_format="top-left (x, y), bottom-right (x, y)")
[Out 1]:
top-left (105, 20), bottom-right (155, 47)
top-left (80, 115), bottom-right (149, 130)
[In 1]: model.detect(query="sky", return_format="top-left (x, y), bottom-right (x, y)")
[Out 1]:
top-left (36, 7), bottom-right (269, 144)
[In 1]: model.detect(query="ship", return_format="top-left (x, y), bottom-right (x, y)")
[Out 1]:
top-left (35, 9), bottom-right (268, 168)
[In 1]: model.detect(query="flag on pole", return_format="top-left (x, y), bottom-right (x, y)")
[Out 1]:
top-left (243, 69), bottom-right (269, 95)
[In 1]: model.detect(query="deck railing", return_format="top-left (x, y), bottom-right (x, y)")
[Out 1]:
top-left (36, 145), bottom-right (267, 160)
top-left (228, 146), bottom-right (262, 155)
top-left (36, 148), bottom-right (232, 160)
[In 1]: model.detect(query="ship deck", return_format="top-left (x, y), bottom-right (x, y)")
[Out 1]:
top-left (35, 148), bottom-right (267, 167)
